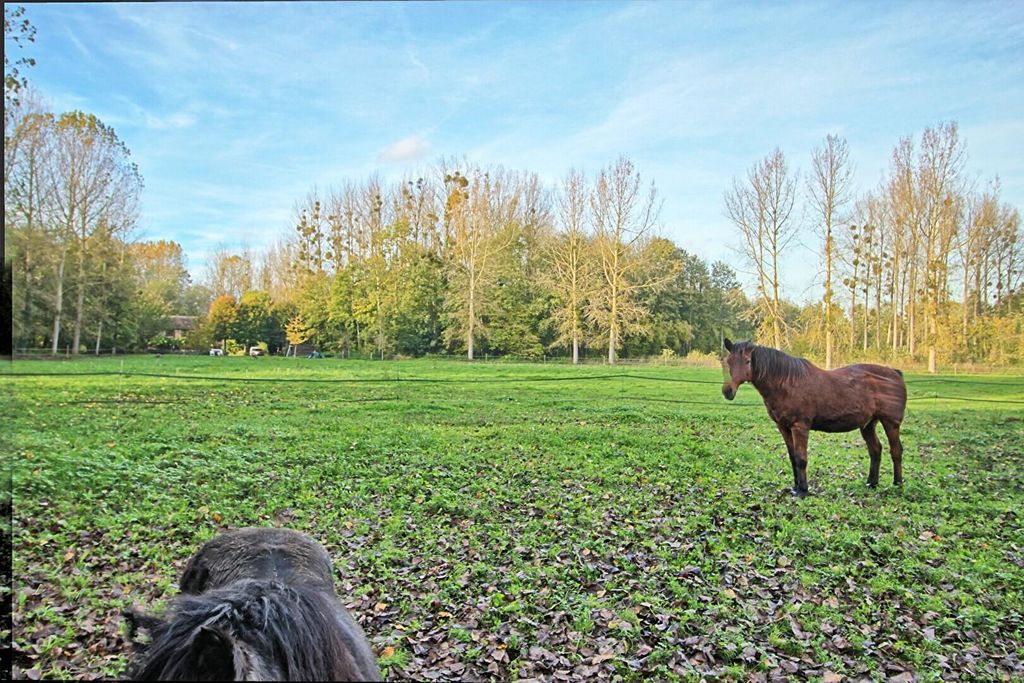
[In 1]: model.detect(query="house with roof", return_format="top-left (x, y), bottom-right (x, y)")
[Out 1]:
top-left (164, 315), bottom-right (197, 339)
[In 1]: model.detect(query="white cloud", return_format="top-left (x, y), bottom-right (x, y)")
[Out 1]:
top-left (144, 111), bottom-right (196, 130)
top-left (376, 135), bottom-right (432, 163)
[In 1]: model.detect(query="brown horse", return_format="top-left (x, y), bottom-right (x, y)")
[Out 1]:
top-left (721, 339), bottom-right (906, 496)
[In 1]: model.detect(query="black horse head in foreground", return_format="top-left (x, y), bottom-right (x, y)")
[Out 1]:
top-left (125, 527), bottom-right (381, 681)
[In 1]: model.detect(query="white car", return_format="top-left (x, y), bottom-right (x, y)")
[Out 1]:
top-left (249, 347), bottom-right (265, 357)
top-left (209, 348), bottom-right (224, 356)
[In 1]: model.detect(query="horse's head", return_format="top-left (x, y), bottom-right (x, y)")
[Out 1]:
top-left (179, 527), bottom-right (335, 596)
top-left (721, 338), bottom-right (753, 400)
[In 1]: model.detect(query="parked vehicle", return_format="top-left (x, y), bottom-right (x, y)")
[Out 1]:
top-left (248, 346), bottom-right (265, 357)
top-left (209, 348), bottom-right (224, 356)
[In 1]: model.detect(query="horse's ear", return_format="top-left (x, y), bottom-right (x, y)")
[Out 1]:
top-left (186, 626), bottom-right (242, 680)
top-left (723, 338), bottom-right (734, 352)
top-left (124, 608), bottom-right (162, 644)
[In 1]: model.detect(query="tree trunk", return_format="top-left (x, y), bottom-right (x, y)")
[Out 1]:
top-left (20, 248), bottom-right (33, 351)
top-left (849, 283), bottom-right (857, 351)
top-left (824, 229), bottom-right (833, 370)
top-left (771, 267), bottom-right (781, 348)
top-left (607, 283), bottom-right (618, 364)
top-left (908, 263), bottom-right (917, 357)
top-left (606, 246), bottom-right (619, 364)
top-left (50, 244), bottom-right (68, 356)
top-left (863, 281), bottom-right (869, 352)
top-left (927, 286), bottom-right (938, 373)
top-left (73, 256), bottom-right (86, 354)
top-left (962, 258), bottom-right (970, 348)
top-left (607, 322), bottom-right (616, 364)
top-left (875, 260), bottom-right (883, 352)
top-left (607, 280), bottom-right (617, 365)
top-left (467, 273), bottom-right (475, 361)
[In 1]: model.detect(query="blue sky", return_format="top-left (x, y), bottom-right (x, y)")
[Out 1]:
top-left (13, 1), bottom-right (1024, 301)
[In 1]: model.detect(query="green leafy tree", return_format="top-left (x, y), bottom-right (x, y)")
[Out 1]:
top-left (205, 294), bottom-right (237, 350)
top-left (232, 290), bottom-right (279, 351)
top-left (295, 272), bottom-right (334, 351)
top-left (285, 314), bottom-right (313, 347)
top-left (329, 264), bottom-right (359, 354)
top-left (484, 212), bottom-right (552, 359)
top-left (390, 245), bottom-right (446, 356)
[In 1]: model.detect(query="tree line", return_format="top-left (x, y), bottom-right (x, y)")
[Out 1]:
top-left (189, 156), bottom-right (751, 362)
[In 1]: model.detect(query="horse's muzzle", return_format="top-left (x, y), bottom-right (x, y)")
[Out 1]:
top-left (722, 385), bottom-right (735, 401)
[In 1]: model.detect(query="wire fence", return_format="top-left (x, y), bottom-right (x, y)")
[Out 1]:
top-left (5, 367), bottom-right (1024, 407)
top-left (5, 368), bottom-right (1024, 385)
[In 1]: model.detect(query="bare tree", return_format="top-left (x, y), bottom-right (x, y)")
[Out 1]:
top-left (393, 175), bottom-right (441, 253)
top-left (886, 135), bottom-right (923, 358)
top-left (257, 237), bottom-right (301, 303)
top-left (724, 148), bottom-right (798, 348)
top-left (548, 169), bottom-right (594, 364)
top-left (442, 163), bottom-right (521, 360)
top-left (848, 194), bottom-right (886, 353)
top-left (589, 156), bottom-right (669, 364)
top-left (293, 187), bottom-right (328, 275)
top-left (357, 175), bottom-right (398, 358)
top-left (4, 93), bottom-right (54, 350)
top-left (48, 111), bottom-right (141, 354)
top-left (959, 182), bottom-right (999, 344)
top-left (205, 247), bottom-right (255, 301)
top-left (807, 135), bottom-right (852, 368)
top-left (916, 122), bottom-right (967, 372)
top-left (993, 202), bottom-right (1022, 313)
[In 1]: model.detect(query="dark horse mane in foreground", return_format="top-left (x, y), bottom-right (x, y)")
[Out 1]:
top-left (127, 580), bottom-right (363, 681)
top-left (125, 527), bottom-right (381, 681)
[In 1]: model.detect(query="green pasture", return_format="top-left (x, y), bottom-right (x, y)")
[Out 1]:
top-left (4, 356), bottom-right (1023, 680)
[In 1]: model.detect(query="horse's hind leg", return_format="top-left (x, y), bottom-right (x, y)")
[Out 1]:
top-left (861, 419), bottom-right (882, 488)
top-left (882, 419), bottom-right (904, 486)
top-left (790, 423), bottom-right (811, 497)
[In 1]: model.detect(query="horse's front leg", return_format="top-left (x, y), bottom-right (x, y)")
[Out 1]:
top-left (776, 423), bottom-right (798, 493)
top-left (790, 423), bottom-right (811, 497)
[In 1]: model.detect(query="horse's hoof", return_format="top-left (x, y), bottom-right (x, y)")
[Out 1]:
top-left (793, 489), bottom-right (809, 499)
top-left (894, 479), bottom-right (904, 487)
top-left (867, 481), bottom-right (878, 488)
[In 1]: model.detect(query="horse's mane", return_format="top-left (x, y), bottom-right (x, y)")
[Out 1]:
top-left (127, 579), bottom-right (365, 681)
top-left (748, 343), bottom-right (812, 386)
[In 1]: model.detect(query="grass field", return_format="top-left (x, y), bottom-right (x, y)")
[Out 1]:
top-left (4, 356), bottom-right (1024, 681)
